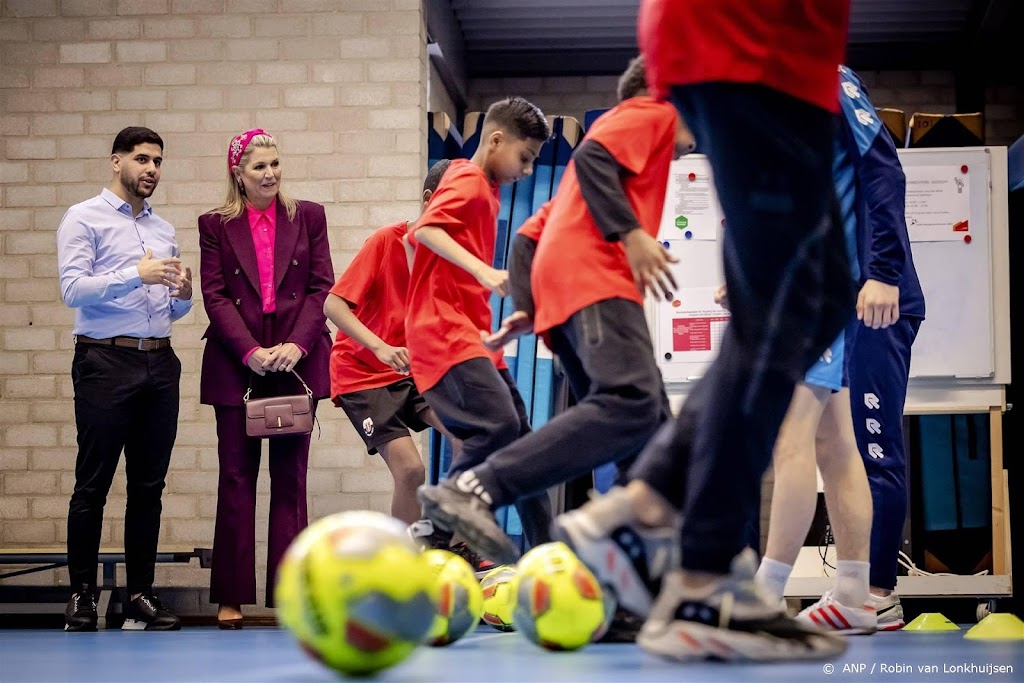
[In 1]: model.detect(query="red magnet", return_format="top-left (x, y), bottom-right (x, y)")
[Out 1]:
top-left (964, 234), bottom-right (972, 244)
top-left (688, 172), bottom-right (696, 181)
top-left (961, 165), bottom-right (969, 174)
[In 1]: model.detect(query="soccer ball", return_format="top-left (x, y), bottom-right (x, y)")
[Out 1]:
top-left (479, 565), bottom-right (518, 632)
top-left (512, 542), bottom-right (613, 651)
top-left (422, 549), bottom-right (484, 646)
top-left (274, 511), bottom-right (438, 676)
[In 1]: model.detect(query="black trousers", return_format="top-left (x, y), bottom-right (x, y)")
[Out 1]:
top-left (473, 298), bottom-right (669, 507)
top-left (423, 359), bottom-right (551, 546)
top-left (67, 344), bottom-right (180, 594)
top-left (628, 83), bottom-right (856, 574)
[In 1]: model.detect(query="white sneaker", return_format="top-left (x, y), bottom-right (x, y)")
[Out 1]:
top-left (797, 590), bottom-right (878, 635)
top-left (867, 592), bottom-right (905, 631)
top-left (637, 549), bottom-right (847, 662)
top-left (550, 486), bottom-right (678, 619)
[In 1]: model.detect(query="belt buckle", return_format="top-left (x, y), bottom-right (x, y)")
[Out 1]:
top-left (137, 338), bottom-right (146, 351)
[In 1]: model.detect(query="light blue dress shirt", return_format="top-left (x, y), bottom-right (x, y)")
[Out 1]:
top-left (57, 188), bottom-right (192, 339)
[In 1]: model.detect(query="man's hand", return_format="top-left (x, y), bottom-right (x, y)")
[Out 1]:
top-left (622, 229), bottom-right (679, 300)
top-left (170, 265), bottom-right (192, 300)
top-left (713, 283), bottom-right (729, 310)
top-left (473, 265), bottom-right (510, 297)
top-left (138, 248), bottom-right (182, 287)
top-left (481, 311), bottom-right (533, 351)
top-left (263, 342), bottom-right (304, 372)
top-left (246, 346), bottom-right (277, 376)
top-left (857, 279), bottom-right (900, 329)
top-left (373, 344), bottom-right (411, 374)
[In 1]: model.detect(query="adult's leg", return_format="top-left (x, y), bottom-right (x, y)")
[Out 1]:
top-left (122, 348), bottom-right (181, 596)
top-left (210, 407), bottom-right (262, 607)
top-left (67, 346), bottom-right (141, 591)
top-left (266, 419), bottom-right (312, 607)
top-left (849, 318), bottom-right (920, 592)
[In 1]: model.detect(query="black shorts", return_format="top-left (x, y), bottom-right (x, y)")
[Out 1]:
top-left (334, 378), bottom-right (431, 454)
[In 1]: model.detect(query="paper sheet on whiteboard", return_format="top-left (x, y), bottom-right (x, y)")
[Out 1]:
top-left (658, 157), bottom-right (722, 241)
top-left (904, 165), bottom-right (971, 242)
top-left (664, 287), bottom-right (730, 363)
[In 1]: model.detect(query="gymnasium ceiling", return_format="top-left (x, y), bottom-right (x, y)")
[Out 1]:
top-left (437, 0), bottom-right (1020, 78)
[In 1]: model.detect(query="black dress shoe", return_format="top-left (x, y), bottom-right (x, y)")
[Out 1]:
top-left (64, 586), bottom-right (98, 632)
top-left (122, 593), bottom-right (181, 631)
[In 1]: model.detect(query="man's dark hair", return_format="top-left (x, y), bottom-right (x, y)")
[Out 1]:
top-left (483, 97), bottom-right (550, 142)
top-left (423, 158), bottom-right (452, 193)
top-left (617, 56), bottom-right (648, 102)
top-left (111, 127), bottom-right (164, 155)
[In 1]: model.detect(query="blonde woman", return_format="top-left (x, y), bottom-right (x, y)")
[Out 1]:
top-left (198, 129), bottom-right (333, 628)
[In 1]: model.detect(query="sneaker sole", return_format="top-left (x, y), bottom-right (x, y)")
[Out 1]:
top-left (417, 487), bottom-right (520, 566)
top-left (877, 621), bottom-right (904, 631)
top-left (638, 620), bottom-right (847, 662)
top-left (64, 623), bottom-right (97, 632)
top-left (121, 619), bottom-right (181, 631)
top-left (550, 515), bottom-right (652, 618)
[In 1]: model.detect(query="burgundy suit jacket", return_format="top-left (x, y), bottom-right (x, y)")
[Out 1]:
top-left (198, 200), bottom-right (334, 406)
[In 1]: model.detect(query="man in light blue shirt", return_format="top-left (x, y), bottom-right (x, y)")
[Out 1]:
top-left (57, 126), bottom-right (191, 632)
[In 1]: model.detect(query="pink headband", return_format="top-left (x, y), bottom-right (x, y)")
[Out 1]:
top-left (227, 128), bottom-right (271, 175)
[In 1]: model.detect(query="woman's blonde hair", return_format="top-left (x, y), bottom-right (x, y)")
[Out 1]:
top-left (210, 134), bottom-right (298, 221)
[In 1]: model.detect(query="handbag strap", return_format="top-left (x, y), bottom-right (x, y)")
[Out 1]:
top-left (243, 369), bottom-right (313, 403)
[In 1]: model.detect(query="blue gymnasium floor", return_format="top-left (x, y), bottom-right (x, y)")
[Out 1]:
top-left (0, 626), bottom-right (1020, 683)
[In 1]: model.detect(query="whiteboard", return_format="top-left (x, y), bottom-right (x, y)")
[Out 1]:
top-left (652, 148), bottom-right (1010, 388)
top-left (900, 148), bottom-right (994, 379)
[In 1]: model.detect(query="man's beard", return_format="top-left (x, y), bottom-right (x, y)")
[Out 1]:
top-left (122, 171), bottom-right (155, 199)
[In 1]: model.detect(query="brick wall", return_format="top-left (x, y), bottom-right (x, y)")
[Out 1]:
top-left (466, 70), bottom-right (1023, 146)
top-left (0, 0), bottom-right (427, 605)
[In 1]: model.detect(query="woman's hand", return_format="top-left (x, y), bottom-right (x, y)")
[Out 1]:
top-left (263, 342), bottom-right (304, 372)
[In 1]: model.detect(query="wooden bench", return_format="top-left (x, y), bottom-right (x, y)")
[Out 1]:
top-left (0, 546), bottom-right (211, 625)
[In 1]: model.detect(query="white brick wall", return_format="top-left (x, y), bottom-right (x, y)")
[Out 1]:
top-left (0, 0), bottom-right (428, 600)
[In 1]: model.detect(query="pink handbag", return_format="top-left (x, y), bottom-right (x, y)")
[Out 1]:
top-left (243, 370), bottom-right (314, 438)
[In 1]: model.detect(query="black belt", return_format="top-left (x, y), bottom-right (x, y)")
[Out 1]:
top-left (75, 335), bottom-right (171, 351)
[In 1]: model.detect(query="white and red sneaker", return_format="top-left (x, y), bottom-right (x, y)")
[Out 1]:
top-left (796, 590), bottom-right (878, 635)
top-left (867, 592), bottom-right (905, 631)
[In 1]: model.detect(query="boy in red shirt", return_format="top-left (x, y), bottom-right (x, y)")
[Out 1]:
top-left (406, 97), bottom-right (554, 549)
top-left (416, 58), bottom-right (691, 564)
top-left (325, 160), bottom-right (452, 526)
top-left (551, 0), bottom-right (855, 663)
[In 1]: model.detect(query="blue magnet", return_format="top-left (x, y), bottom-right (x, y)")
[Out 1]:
top-left (684, 230), bottom-right (693, 239)
top-left (662, 241), bottom-right (670, 248)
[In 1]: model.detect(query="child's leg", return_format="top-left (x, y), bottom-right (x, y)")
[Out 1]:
top-left (421, 357), bottom-right (523, 478)
top-left (376, 437), bottom-right (425, 525)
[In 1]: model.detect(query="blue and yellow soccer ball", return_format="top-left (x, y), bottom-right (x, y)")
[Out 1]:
top-left (274, 511), bottom-right (438, 676)
top-left (422, 549), bottom-right (484, 646)
top-left (512, 542), bottom-right (613, 651)
top-left (479, 565), bottom-right (518, 632)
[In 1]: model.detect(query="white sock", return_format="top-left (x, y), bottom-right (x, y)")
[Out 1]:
top-left (754, 557), bottom-right (793, 603)
top-left (833, 560), bottom-right (870, 607)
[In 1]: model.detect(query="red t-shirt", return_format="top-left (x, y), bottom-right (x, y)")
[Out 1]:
top-left (329, 221), bottom-right (412, 397)
top-left (405, 159), bottom-right (507, 393)
top-left (638, 0), bottom-right (850, 113)
top-left (518, 201), bottom-right (552, 242)
top-left (531, 98), bottom-right (677, 335)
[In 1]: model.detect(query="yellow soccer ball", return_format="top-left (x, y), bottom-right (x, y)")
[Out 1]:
top-left (274, 511), bottom-right (438, 676)
top-left (479, 565), bottom-right (518, 632)
top-left (423, 549), bottom-right (485, 646)
top-left (512, 542), bottom-right (613, 651)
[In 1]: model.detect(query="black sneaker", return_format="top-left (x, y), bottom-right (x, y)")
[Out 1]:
top-left (448, 541), bottom-right (496, 577)
top-left (407, 518), bottom-right (454, 550)
top-left (597, 607), bottom-right (645, 643)
top-left (122, 593), bottom-right (181, 631)
top-left (417, 478), bottom-right (520, 565)
top-left (64, 587), bottom-right (98, 632)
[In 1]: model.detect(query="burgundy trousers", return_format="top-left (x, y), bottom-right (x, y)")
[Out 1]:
top-left (209, 405), bottom-right (312, 607)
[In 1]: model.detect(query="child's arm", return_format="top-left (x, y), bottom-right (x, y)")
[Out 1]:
top-left (574, 139), bottom-right (678, 299)
top-left (414, 225), bottom-right (509, 296)
top-left (324, 293), bottom-right (410, 374)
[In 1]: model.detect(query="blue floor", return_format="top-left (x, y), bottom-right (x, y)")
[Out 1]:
top-left (0, 626), bottom-right (1019, 682)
